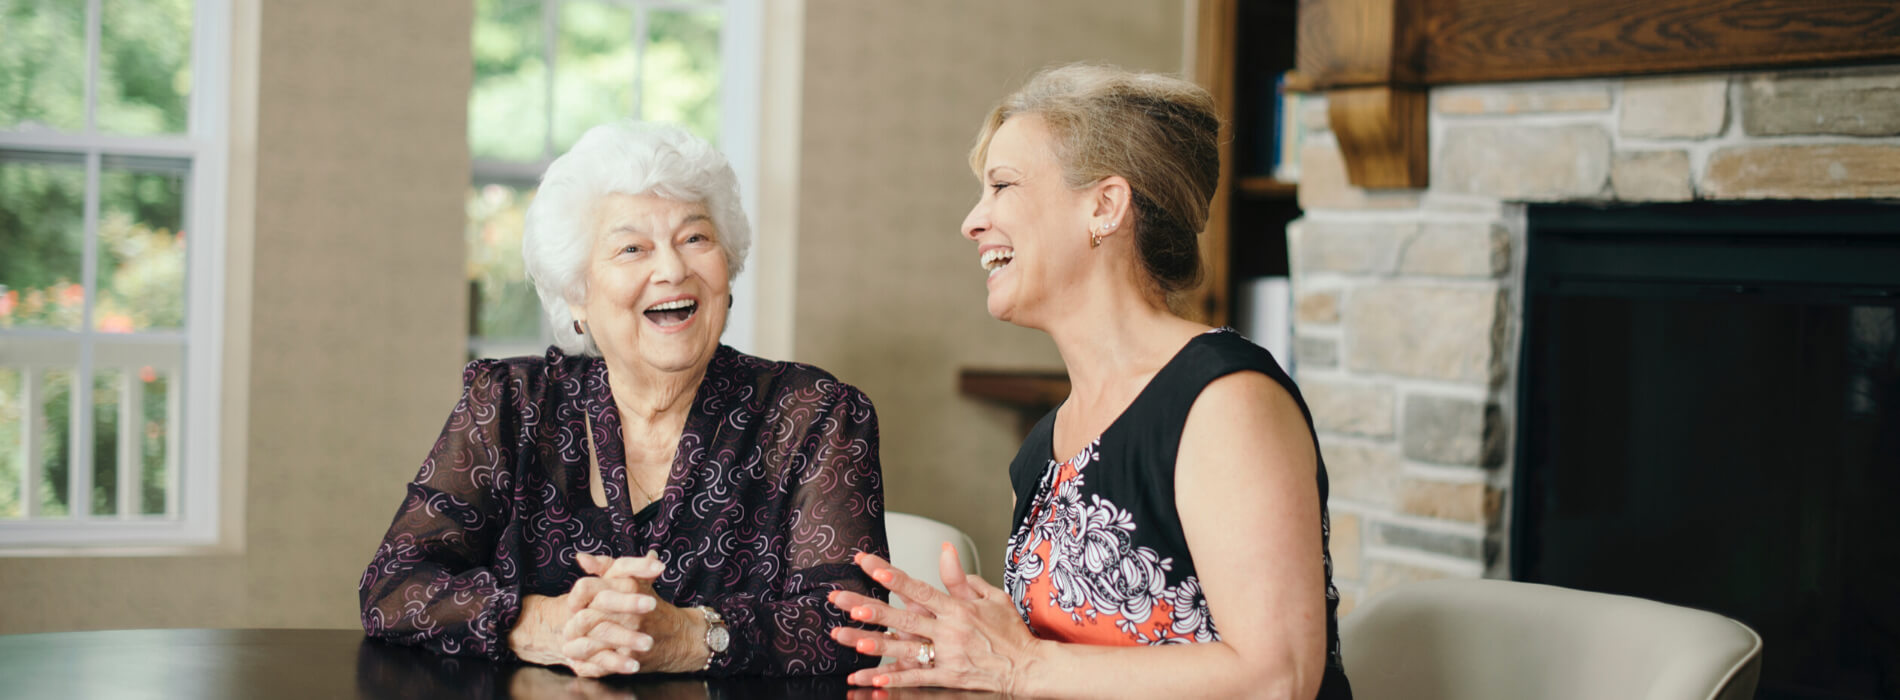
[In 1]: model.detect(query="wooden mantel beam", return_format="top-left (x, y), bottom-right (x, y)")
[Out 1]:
top-left (1296, 0), bottom-right (1900, 190)
top-left (1298, 0), bottom-right (1430, 189)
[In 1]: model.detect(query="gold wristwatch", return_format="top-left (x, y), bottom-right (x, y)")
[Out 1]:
top-left (698, 605), bottom-right (728, 671)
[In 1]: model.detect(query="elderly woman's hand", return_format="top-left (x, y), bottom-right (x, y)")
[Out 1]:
top-left (509, 552), bottom-right (683, 677)
top-left (825, 545), bottom-right (1046, 693)
top-left (558, 552), bottom-right (672, 675)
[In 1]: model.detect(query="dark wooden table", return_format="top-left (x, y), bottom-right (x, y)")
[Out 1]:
top-left (0, 629), bottom-right (1001, 699)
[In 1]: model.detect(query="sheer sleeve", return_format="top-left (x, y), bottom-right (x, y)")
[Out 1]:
top-left (358, 360), bottom-right (524, 660)
top-left (702, 382), bottom-right (889, 677)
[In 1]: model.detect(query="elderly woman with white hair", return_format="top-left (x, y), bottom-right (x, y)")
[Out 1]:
top-left (359, 122), bottom-right (888, 678)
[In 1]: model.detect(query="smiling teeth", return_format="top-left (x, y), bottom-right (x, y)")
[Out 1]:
top-left (981, 248), bottom-right (1015, 272)
top-left (649, 299), bottom-right (695, 311)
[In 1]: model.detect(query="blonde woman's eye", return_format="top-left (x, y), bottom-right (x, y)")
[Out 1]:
top-left (991, 182), bottom-right (1011, 193)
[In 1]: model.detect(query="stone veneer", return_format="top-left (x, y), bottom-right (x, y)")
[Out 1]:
top-left (1291, 64), bottom-right (1900, 615)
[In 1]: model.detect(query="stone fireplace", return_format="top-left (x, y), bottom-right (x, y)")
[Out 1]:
top-left (1290, 63), bottom-right (1900, 618)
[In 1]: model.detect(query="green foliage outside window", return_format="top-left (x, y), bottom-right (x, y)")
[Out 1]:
top-left (0, 0), bottom-right (193, 518)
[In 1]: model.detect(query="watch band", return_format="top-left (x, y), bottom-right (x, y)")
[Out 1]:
top-left (698, 605), bottom-right (728, 672)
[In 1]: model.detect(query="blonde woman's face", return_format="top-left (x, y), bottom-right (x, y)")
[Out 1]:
top-left (571, 193), bottom-right (730, 376)
top-left (960, 115), bottom-right (1095, 327)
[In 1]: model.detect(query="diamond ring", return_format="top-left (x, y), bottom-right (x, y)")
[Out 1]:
top-left (914, 641), bottom-right (935, 666)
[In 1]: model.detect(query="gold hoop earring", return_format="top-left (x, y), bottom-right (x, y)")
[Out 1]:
top-left (1089, 231), bottom-right (1103, 248)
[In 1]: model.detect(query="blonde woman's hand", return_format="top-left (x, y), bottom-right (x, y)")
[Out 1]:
top-left (826, 545), bottom-right (1046, 693)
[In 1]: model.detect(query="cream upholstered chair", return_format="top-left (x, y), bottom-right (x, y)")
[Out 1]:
top-left (1340, 578), bottom-right (1762, 700)
top-left (883, 512), bottom-right (980, 604)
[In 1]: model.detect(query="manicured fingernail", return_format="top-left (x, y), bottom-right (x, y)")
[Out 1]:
top-left (872, 570), bottom-right (894, 584)
top-left (873, 676), bottom-right (890, 687)
top-left (634, 635), bottom-right (653, 651)
top-left (624, 660), bottom-right (640, 674)
top-left (853, 551), bottom-right (865, 564)
top-left (827, 590), bottom-right (841, 604)
top-left (852, 607), bottom-right (872, 621)
top-left (856, 639), bottom-right (877, 653)
top-left (638, 595), bottom-right (656, 612)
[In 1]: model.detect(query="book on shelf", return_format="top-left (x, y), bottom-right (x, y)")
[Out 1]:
top-left (1273, 73), bottom-right (1302, 183)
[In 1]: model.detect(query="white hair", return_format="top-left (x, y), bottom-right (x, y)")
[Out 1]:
top-left (522, 121), bottom-right (752, 356)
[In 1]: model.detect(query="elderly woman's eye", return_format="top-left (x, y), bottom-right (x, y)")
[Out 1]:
top-left (621, 244), bottom-right (642, 255)
top-left (991, 182), bottom-right (1012, 193)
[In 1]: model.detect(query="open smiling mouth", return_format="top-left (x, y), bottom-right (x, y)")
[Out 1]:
top-left (644, 299), bottom-right (698, 327)
top-left (981, 248), bottom-right (1014, 277)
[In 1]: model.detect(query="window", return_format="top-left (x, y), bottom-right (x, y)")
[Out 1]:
top-left (467, 0), bottom-right (761, 360)
top-left (0, 0), bottom-right (229, 548)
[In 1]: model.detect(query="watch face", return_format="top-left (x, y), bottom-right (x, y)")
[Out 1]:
top-left (707, 624), bottom-right (730, 653)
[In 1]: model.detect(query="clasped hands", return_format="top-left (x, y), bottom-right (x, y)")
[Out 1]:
top-left (825, 543), bottom-right (1045, 693)
top-left (513, 551), bottom-right (698, 677)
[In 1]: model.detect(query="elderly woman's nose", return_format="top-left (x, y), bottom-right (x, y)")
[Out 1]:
top-left (651, 244), bottom-right (690, 283)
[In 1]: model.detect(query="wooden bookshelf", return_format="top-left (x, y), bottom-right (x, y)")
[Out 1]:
top-left (1237, 176), bottom-right (1299, 200)
top-left (957, 369), bottom-right (1069, 433)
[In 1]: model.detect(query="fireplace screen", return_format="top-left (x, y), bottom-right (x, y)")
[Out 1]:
top-left (1517, 202), bottom-right (1900, 699)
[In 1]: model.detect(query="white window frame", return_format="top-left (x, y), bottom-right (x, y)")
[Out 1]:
top-left (0, 0), bottom-right (230, 549)
top-left (468, 0), bottom-right (762, 360)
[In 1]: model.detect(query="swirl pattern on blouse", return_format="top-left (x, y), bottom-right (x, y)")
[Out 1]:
top-left (358, 345), bottom-right (889, 676)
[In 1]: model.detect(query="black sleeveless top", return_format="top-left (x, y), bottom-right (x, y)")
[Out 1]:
top-left (1003, 329), bottom-right (1351, 698)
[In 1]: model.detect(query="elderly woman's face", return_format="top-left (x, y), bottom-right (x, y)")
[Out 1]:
top-left (960, 115), bottom-right (1095, 326)
top-left (571, 193), bottom-right (730, 375)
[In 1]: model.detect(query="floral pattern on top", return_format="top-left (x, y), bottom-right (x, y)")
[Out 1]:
top-left (1005, 439), bottom-right (1218, 645)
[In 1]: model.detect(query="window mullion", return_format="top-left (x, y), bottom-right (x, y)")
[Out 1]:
top-left (69, 150), bottom-right (103, 519)
top-left (117, 371), bottom-right (140, 517)
top-left (631, 6), bottom-right (649, 120)
top-left (543, 0), bottom-right (559, 161)
top-left (163, 373), bottom-right (181, 518)
top-left (84, 0), bottom-right (101, 132)
top-left (20, 371), bottom-right (42, 519)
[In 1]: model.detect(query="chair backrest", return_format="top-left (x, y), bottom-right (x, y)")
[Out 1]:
top-left (1340, 578), bottom-right (1762, 700)
top-left (883, 512), bottom-right (980, 600)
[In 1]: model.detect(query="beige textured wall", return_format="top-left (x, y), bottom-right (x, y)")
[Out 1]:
top-left (0, 0), bottom-right (1187, 631)
top-left (0, 1), bottom-right (471, 633)
top-left (793, 0), bottom-right (1188, 582)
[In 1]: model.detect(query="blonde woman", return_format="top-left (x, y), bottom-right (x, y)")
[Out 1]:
top-left (827, 65), bottom-right (1352, 699)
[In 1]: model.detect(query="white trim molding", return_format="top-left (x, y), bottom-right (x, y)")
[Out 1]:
top-left (0, 0), bottom-right (232, 551)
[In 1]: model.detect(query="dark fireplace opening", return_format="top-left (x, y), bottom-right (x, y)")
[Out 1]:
top-left (1517, 202), bottom-right (1900, 700)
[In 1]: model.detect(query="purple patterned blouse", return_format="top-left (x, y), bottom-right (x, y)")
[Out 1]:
top-left (358, 345), bottom-right (889, 676)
